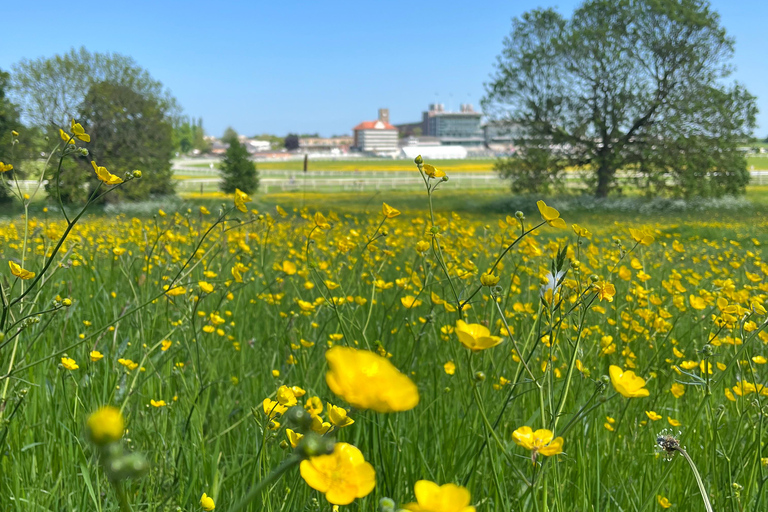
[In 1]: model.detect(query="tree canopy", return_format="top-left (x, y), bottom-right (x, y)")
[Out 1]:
top-left (47, 81), bottom-right (175, 204)
top-left (220, 139), bottom-right (259, 195)
top-left (11, 47), bottom-right (179, 129)
top-left (483, 0), bottom-right (757, 198)
top-left (0, 68), bottom-right (21, 203)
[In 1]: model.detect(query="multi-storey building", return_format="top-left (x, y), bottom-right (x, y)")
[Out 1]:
top-left (353, 109), bottom-right (399, 154)
top-left (422, 104), bottom-right (484, 146)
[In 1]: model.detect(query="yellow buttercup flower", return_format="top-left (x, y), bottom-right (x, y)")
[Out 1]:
top-left (0, 161), bottom-right (13, 173)
top-left (86, 406), bottom-right (125, 445)
top-left (91, 161), bottom-right (123, 185)
top-left (443, 361), bottom-right (456, 375)
top-left (59, 128), bottom-right (75, 144)
top-left (401, 295), bottom-right (423, 308)
top-left (689, 295), bottom-right (707, 310)
top-left (150, 399), bottom-right (167, 407)
top-left (628, 227), bottom-right (654, 246)
top-left (670, 382), bottom-right (685, 398)
top-left (286, 428), bottom-right (304, 448)
top-left (300, 442), bottom-right (375, 505)
top-left (90, 351), bottom-right (104, 362)
top-left (198, 281), bottom-right (214, 294)
top-left (402, 480), bottom-right (476, 512)
top-left (645, 410), bottom-right (662, 421)
top-left (61, 357), bottom-right (79, 370)
top-left (315, 212), bottom-right (331, 229)
top-left (200, 492), bottom-right (215, 511)
top-left (325, 346), bottom-right (419, 412)
top-left (455, 320), bottom-right (503, 352)
top-left (594, 281), bottom-right (615, 302)
top-left (536, 200), bottom-right (566, 228)
top-left (164, 285), bottom-right (186, 296)
top-left (276, 385), bottom-right (297, 406)
top-left (382, 202), bottom-right (401, 219)
top-left (327, 403), bottom-right (355, 428)
top-left (422, 163), bottom-right (446, 178)
top-left (282, 260), bottom-right (297, 275)
top-left (572, 223), bottom-right (591, 238)
top-left (480, 273), bottom-right (500, 287)
top-left (305, 396), bottom-right (323, 415)
top-left (512, 426), bottom-right (564, 458)
top-left (415, 240), bottom-right (430, 254)
top-left (609, 365), bottom-right (649, 398)
top-left (657, 495), bottom-right (672, 509)
top-left (234, 188), bottom-right (251, 212)
top-left (9, 260), bottom-right (35, 280)
top-left (70, 118), bottom-right (90, 142)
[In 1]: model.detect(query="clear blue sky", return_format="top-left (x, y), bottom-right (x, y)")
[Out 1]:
top-left (1, 0), bottom-right (766, 138)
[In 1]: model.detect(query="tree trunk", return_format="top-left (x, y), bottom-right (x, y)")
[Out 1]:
top-left (595, 162), bottom-right (613, 198)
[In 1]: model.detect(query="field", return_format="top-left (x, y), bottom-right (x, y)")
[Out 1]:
top-left (2, 167), bottom-right (768, 512)
top-left (184, 155), bottom-right (768, 173)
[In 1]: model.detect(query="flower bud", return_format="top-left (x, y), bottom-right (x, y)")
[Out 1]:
top-left (474, 371), bottom-right (486, 382)
top-left (279, 440), bottom-right (289, 450)
top-left (297, 432), bottom-right (335, 458)
top-left (79, 148), bottom-right (89, 156)
top-left (515, 211), bottom-right (524, 220)
top-left (285, 405), bottom-right (314, 431)
top-left (414, 155), bottom-right (423, 165)
top-left (430, 226), bottom-right (440, 235)
top-left (132, 170), bottom-right (142, 179)
top-left (441, 175), bottom-right (449, 182)
top-left (106, 452), bottom-right (149, 482)
top-left (379, 497), bottom-right (396, 512)
top-left (701, 344), bottom-right (714, 357)
top-left (62, 298), bottom-right (72, 307)
top-left (589, 274), bottom-right (599, 283)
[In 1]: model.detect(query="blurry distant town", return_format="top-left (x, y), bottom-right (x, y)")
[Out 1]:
top-left (197, 105), bottom-right (518, 161)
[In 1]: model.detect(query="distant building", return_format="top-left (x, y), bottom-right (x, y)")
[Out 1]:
top-left (299, 136), bottom-right (353, 153)
top-left (210, 140), bottom-right (229, 155)
top-left (353, 109), bottom-right (399, 154)
top-left (422, 104), bottom-right (484, 147)
top-left (401, 145), bottom-right (468, 160)
top-left (245, 139), bottom-right (272, 153)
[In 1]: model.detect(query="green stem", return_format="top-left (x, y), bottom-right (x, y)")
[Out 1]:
top-left (676, 447), bottom-right (713, 512)
top-left (229, 454), bottom-right (302, 512)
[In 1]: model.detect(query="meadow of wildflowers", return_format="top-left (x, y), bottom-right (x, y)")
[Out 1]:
top-left (1, 125), bottom-right (767, 511)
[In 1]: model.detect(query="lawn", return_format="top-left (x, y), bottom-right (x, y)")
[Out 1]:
top-left (1, 173), bottom-right (767, 511)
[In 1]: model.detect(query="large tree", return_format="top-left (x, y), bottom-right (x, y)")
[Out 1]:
top-left (11, 47), bottom-right (179, 128)
top-left (483, 0), bottom-right (757, 198)
top-left (0, 68), bottom-right (21, 203)
top-left (219, 136), bottom-right (259, 195)
top-left (48, 81), bottom-right (175, 203)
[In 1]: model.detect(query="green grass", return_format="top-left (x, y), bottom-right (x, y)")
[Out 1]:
top-left (1, 181), bottom-right (767, 512)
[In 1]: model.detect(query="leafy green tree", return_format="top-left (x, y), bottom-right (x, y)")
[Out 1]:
top-left (0, 68), bottom-right (21, 203)
top-left (48, 81), bottom-right (175, 203)
top-left (483, 0), bottom-right (756, 198)
top-left (284, 134), bottom-right (299, 151)
top-left (220, 139), bottom-right (258, 194)
top-left (11, 47), bottom-right (179, 128)
top-left (222, 127), bottom-right (239, 144)
top-left (173, 116), bottom-right (208, 154)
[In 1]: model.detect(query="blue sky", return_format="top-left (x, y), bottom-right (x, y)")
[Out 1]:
top-left (1, 0), bottom-right (766, 138)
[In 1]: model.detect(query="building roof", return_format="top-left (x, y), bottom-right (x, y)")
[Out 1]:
top-left (353, 120), bottom-right (397, 131)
